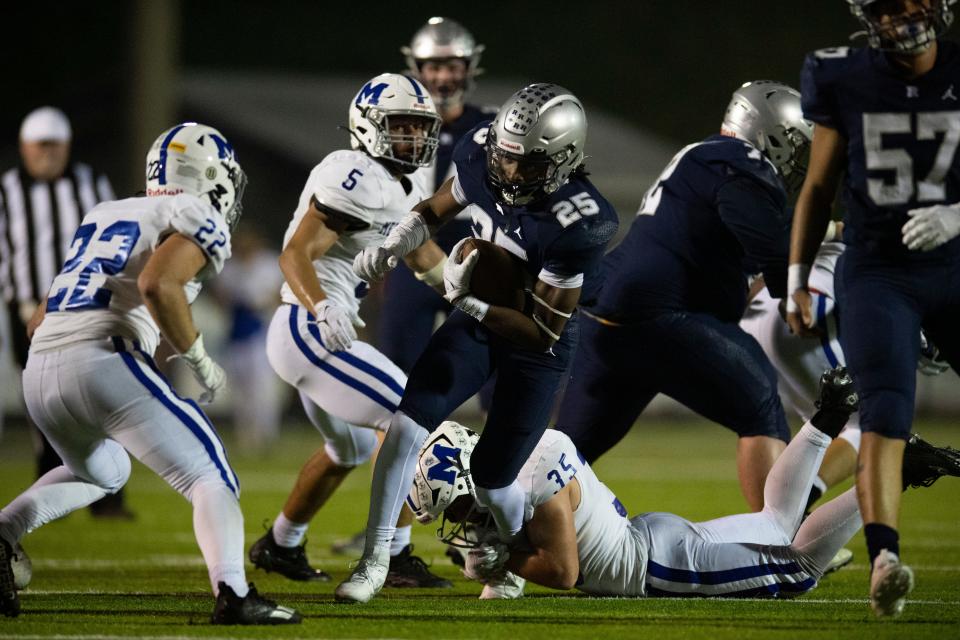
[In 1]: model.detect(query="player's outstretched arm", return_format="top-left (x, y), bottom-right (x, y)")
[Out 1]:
top-left (413, 177), bottom-right (466, 226)
top-left (505, 484), bottom-right (580, 590)
top-left (278, 199), bottom-right (343, 312)
top-left (787, 123), bottom-right (846, 337)
top-left (404, 239), bottom-right (447, 295)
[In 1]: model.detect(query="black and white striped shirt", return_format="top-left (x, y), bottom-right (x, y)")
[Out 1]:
top-left (0, 163), bottom-right (114, 305)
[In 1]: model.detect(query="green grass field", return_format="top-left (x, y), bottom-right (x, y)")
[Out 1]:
top-left (1, 417), bottom-right (958, 639)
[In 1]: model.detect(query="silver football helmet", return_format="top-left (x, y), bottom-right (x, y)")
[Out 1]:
top-left (485, 83), bottom-right (587, 206)
top-left (721, 81), bottom-right (813, 193)
top-left (407, 421), bottom-right (489, 547)
top-left (348, 73), bottom-right (442, 173)
top-left (848, 0), bottom-right (955, 53)
top-left (145, 122), bottom-right (247, 230)
top-left (402, 17), bottom-right (484, 108)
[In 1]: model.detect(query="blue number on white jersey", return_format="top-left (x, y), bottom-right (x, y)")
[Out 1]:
top-left (47, 220), bottom-right (141, 311)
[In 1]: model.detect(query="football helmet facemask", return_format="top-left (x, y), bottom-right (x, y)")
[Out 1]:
top-left (145, 122), bottom-right (247, 230)
top-left (402, 17), bottom-right (484, 109)
top-left (848, 0), bottom-right (955, 53)
top-left (407, 421), bottom-right (490, 548)
top-left (349, 73), bottom-right (441, 174)
top-left (721, 80), bottom-right (813, 194)
top-left (485, 83), bottom-right (587, 206)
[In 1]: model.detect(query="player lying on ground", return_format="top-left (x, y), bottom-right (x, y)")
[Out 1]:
top-left (410, 367), bottom-right (959, 600)
top-left (0, 123), bottom-right (299, 624)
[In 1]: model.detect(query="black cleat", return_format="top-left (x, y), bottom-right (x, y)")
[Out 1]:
top-left (211, 582), bottom-right (301, 625)
top-left (385, 544), bottom-right (453, 588)
top-left (811, 366), bottom-right (859, 438)
top-left (902, 433), bottom-right (960, 490)
top-left (0, 538), bottom-right (20, 618)
top-left (248, 529), bottom-right (330, 582)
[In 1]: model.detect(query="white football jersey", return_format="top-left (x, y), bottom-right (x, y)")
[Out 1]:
top-left (32, 193), bottom-right (231, 355)
top-left (279, 150), bottom-right (431, 323)
top-left (517, 430), bottom-right (649, 596)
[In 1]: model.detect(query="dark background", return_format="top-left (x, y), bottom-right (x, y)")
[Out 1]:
top-left (1, 0), bottom-right (893, 197)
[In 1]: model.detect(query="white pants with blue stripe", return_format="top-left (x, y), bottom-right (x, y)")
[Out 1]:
top-left (0, 337), bottom-right (248, 596)
top-left (266, 304), bottom-right (407, 466)
top-left (637, 425), bottom-right (863, 598)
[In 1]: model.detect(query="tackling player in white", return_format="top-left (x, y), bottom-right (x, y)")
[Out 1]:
top-left (0, 123), bottom-right (299, 624)
top-left (247, 73), bottom-right (452, 587)
top-left (410, 368), bottom-right (957, 600)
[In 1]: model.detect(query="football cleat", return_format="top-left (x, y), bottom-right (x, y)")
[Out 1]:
top-left (822, 548), bottom-right (854, 576)
top-left (248, 529), bottom-right (330, 582)
top-left (0, 538), bottom-right (21, 618)
top-left (210, 582), bottom-right (301, 625)
top-left (902, 433), bottom-right (960, 490)
top-left (331, 530), bottom-right (366, 556)
top-left (334, 547), bottom-right (390, 604)
top-left (870, 550), bottom-right (914, 618)
top-left (811, 366), bottom-right (859, 438)
top-left (385, 544), bottom-right (453, 588)
top-left (11, 542), bottom-right (32, 591)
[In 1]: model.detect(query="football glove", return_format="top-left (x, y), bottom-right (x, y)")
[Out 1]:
top-left (462, 542), bottom-right (510, 583)
top-left (443, 238), bottom-right (480, 303)
top-left (918, 331), bottom-right (950, 377)
top-left (480, 571), bottom-right (526, 599)
top-left (177, 334), bottom-right (226, 404)
top-left (352, 211), bottom-right (430, 282)
top-left (311, 300), bottom-right (359, 352)
top-left (902, 204), bottom-right (960, 252)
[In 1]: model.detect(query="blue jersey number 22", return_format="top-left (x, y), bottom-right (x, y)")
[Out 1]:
top-left (46, 220), bottom-right (141, 312)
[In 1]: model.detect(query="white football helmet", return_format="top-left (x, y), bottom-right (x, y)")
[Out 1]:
top-left (407, 421), bottom-right (489, 546)
top-left (486, 83), bottom-right (587, 206)
top-left (721, 81), bottom-right (813, 193)
top-left (348, 73), bottom-right (442, 173)
top-left (848, 0), bottom-right (955, 53)
top-left (145, 122), bottom-right (247, 229)
top-left (402, 17), bottom-right (485, 109)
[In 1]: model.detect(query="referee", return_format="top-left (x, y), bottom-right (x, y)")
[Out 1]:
top-left (0, 106), bottom-right (132, 518)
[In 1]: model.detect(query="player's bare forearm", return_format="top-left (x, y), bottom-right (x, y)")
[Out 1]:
top-left (505, 490), bottom-right (580, 590)
top-left (480, 305), bottom-right (557, 351)
top-left (482, 281), bottom-right (580, 351)
top-left (279, 204), bottom-right (341, 311)
top-left (790, 124), bottom-right (847, 267)
top-left (506, 547), bottom-right (578, 591)
top-left (413, 177), bottom-right (465, 226)
top-left (138, 234), bottom-right (208, 354)
top-left (404, 240), bottom-right (448, 295)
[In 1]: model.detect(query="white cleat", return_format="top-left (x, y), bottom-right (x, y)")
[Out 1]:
top-left (870, 550), bottom-right (914, 618)
top-left (334, 549), bottom-right (389, 604)
top-left (823, 547), bottom-right (854, 576)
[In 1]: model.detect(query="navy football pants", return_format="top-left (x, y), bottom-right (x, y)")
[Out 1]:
top-left (556, 310), bottom-right (790, 463)
top-left (835, 250), bottom-right (960, 439)
top-left (398, 310), bottom-right (577, 489)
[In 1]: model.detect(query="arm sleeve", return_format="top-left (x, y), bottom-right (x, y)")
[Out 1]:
top-left (716, 177), bottom-right (791, 298)
top-left (168, 194), bottom-right (233, 280)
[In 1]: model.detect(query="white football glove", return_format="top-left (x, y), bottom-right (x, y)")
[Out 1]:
top-left (177, 334), bottom-right (226, 404)
top-left (311, 299), bottom-right (358, 352)
top-left (918, 331), bottom-right (950, 377)
top-left (443, 238), bottom-right (480, 303)
top-left (902, 204), bottom-right (960, 252)
top-left (352, 211), bottom-right (430, 282)
top-left (462, 542), bottom-right (510, 583)
top-left (480, 571), bottom-right (526, 600)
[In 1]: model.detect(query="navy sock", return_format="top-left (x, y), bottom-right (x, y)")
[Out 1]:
top-left (864, 523), bottom-right (900, 564)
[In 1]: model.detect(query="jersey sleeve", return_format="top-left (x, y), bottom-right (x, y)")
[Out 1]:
top-left (541, 207), bottom-right (618, 287)
top-left (800, 50), bottom-right (842, 129)
top-left (168, 194), bottom-right (233, 280)
top-left (451, 124), bottom-right (493, 206)
top-left (309, 158), bottom-right (383, 229)
top-left (527, 431), bottom-right (586, 509)
top-left (716, 176), bottom-right (791, 297)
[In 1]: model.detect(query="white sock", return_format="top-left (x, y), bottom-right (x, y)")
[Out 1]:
top-left (0, 466), bottom-right (107, 543)
top-left (365, 412), bottom-right (429, 554)
top-left (191, 482), bottom-right (248, 598)
top-left (391, 525), bottom-right (412, 556)
top-left (273, 511), bottom-right (308, 548)
top-left (475, 481), bottom-right (525, 540)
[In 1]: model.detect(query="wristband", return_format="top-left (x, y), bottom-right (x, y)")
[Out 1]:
top-left (180, 333), bottom-right (208, 365)
top-left (785, 263), bottom-right (811, 314)
top-left (455, 295), bottom-right (489, 322)
top-left (414, 256), bottom-right (447, 287)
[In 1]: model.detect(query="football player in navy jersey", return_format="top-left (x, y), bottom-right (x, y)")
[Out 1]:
top-left (378, 17), bottom-right (496, 374)
top-left (787, 0), bottom-right (960, 618)
top-left (336, 83), bottom-right (618, 604)
top-left (554, 81), bottom-right (813, 512)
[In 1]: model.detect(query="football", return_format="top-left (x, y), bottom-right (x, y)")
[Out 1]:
top-left (457, 238), bottom-right (528, 312)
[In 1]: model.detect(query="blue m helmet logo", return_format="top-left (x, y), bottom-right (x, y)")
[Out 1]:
top-left (426, 443), bottom-right (461, 484)
top-left (356, 81), bottom-right (390, 106)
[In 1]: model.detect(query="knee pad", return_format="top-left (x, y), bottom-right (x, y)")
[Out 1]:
top-left (88, 440), bottom-right (131, 494)
top-left (324, 426), bottom-right (379, 467)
